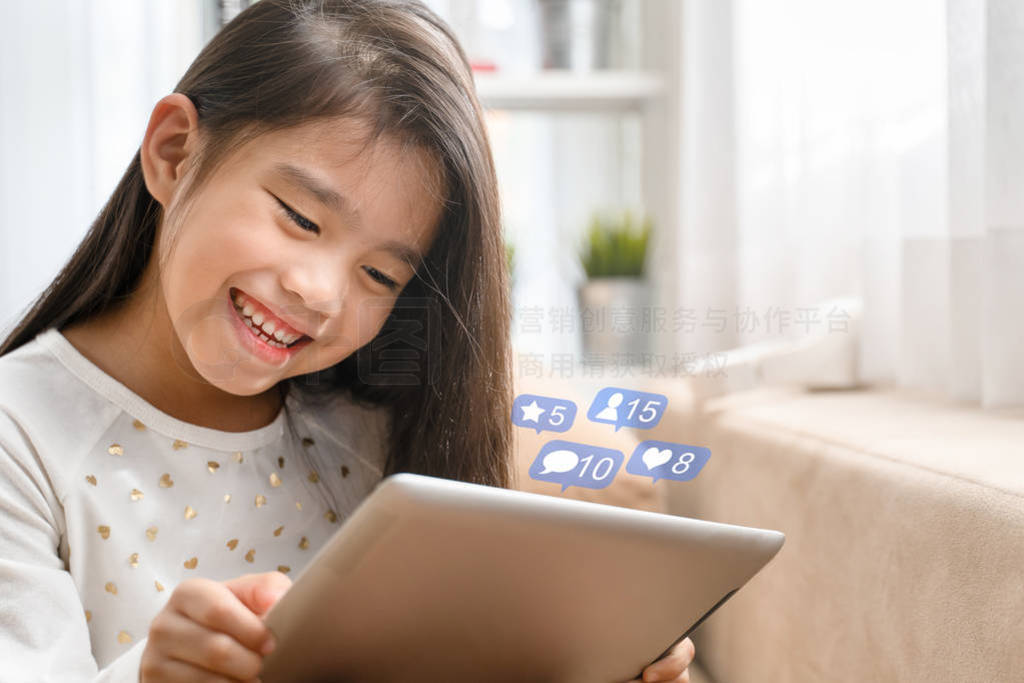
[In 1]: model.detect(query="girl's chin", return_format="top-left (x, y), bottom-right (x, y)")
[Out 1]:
top-left (197, 368), bottom-right (286, 397)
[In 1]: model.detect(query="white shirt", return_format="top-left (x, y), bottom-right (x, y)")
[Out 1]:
top-left (0, 327), bottom-right (390, 682)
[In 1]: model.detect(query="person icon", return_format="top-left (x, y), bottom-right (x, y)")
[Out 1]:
top-left (596, 392), bottom-right (623, 421)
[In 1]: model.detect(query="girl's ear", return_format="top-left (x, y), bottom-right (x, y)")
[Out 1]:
top-left (139, 93), bottom-right (201, 208)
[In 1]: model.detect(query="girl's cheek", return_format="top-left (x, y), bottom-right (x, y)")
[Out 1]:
top-left (221, 219), bottom-right (277, 261)
top-left (355, 304), bottom-right (394, 347)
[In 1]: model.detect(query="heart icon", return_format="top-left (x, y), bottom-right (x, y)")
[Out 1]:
top-left (642, 447), bottom-right (672, 470)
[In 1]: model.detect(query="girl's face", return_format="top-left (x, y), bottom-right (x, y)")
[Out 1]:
top-left (156, 116), bottom-right (443, 396)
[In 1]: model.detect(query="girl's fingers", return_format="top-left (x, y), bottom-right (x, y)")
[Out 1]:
top-left (640, 638), bottom-right (696, 682)
top-left (149, 608), bottom-right (264, 681)
top-left (671, 637), bottom-right (696, 665)
top-left (625, 673), bottom-right (691, 683)
top-left (630, 668), bottom-right (690, 683)
top-left (224, 570), bottom-right (293, 617)
top-left (168, 577), bottom-right (274, 654)
top-left (139, 653), bottom-right (255, 683)
top-left (183, 577), bottom-right (276, 651)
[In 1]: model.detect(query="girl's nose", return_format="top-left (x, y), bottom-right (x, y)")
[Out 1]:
top-left (279, 260), bottom-right (346, 320)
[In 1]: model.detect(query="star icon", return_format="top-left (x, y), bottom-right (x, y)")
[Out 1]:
top-left (520, 400), bottom-right (546, 423)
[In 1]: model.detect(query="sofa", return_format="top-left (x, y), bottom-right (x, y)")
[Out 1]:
top-left (512, 367), bottom-right (1024, 682)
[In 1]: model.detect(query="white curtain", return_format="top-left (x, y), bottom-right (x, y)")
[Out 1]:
top-left (676, 0), bottom-right (1024, 409)
top-left (0, 1), bottom-right (207, 337)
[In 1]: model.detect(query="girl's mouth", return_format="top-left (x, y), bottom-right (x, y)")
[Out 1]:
top-left (229, 287), bottom-right (313, 357)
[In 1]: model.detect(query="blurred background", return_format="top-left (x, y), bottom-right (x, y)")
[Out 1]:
top-left (1, 0), bottom-right (1022, 409)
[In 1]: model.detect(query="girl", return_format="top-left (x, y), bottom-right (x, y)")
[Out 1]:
top-left (0, 1), bottom-right (694, 681)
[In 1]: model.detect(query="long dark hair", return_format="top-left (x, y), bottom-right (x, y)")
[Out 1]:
top-left (0, 0), bottom-right (513, 489)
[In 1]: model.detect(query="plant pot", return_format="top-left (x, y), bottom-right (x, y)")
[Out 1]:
top-left (578, 276), bottom-right (650, 358)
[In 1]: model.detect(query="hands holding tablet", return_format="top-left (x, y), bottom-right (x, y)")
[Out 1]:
top-left (140, 571), bottom-right (290, 682)
top-left (627, 637), bottom-right (696, 683)
top-left (137, 566), bottom-right (695, 683)
top-left (253, 474), bottom-right (780, 683)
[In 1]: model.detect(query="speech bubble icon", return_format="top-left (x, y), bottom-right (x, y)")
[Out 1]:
top-left (540, 449), bottom-right (580, 475)
top-left (530, 440), bottom-right (624, 492)
top-left (642, 446), bottom-right (672, 470)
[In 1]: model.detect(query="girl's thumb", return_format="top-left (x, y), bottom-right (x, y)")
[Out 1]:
top-left (253, 590), bottom-right (278, 614)
top-left (225, 571), bottom-right (293, 615)
top-left (253, 572), bottom-right (293, 614)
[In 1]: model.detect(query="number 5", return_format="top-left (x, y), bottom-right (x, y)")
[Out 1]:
top-left (549, 405), bottom-right (566, 426)
top-left (639, 400), bottom-right (662, 423)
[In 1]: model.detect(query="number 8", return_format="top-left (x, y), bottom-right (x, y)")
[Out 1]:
top-left (671, 452), bottom-right (695, 474)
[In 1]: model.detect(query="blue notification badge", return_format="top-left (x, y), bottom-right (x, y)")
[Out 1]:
top-left (625, 440), bottom-right (711, 484)
top-left (512, 394), bottom-right (577, 434)
top-left (529, 439), bottom-right (624, 492)
top-left (586, 386), bottom-right (668, 431)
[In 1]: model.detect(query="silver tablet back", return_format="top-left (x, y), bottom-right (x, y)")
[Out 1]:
top-left (262, 472), bottom-right (784, 683)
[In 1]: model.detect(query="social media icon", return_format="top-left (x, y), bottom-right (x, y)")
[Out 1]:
top-left (529, 439), bottom-right (624, 492)
top-left (512, 394), bottom-right (577, 434)
top-left (587, 387), bottom-right (668, 431)
top-left (538, 448), bottom-right (579, 474)
top-left (625, 440), bottom-right (710, 483)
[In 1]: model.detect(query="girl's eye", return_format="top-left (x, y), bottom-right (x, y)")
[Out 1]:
top-left (272, 194), bottom-right (398, 291)
top-left (364, 266), bottom-right (399, 291)
top-left (274, 197), bottom-right (320, 234)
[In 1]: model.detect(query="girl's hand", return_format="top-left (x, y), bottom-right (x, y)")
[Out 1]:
top-left (140, 571), bottom-right (292, 682)
top-left (626, 637), bottom-right (696, 683)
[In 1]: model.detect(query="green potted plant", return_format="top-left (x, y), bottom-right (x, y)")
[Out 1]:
top-left (505, 241), bottom-right (516, 289)
top-left (577, 208), bottom-right (652, 357)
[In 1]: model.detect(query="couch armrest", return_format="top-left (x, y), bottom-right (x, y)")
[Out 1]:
top-left (646, 383), bottom-right (1024, 681)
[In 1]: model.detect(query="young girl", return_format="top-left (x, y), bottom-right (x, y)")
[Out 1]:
top-left (0, 1), bottom-right (694, 681)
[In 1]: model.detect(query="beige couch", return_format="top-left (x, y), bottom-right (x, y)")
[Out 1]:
top-left (512, 369), bottom-right (1024, 682)
top-left (627, 381), bottom-right (1024, 682)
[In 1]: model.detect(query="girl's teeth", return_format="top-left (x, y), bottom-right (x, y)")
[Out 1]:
top-left (233, 291), bottom-right (303, 346)
top-left (258, 329), bottom-right (285, 348)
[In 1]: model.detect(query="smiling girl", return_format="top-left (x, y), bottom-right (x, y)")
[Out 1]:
top-left (0, 1), bottom-right (693, 681)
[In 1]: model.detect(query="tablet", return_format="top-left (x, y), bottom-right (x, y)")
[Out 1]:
top-left (261, 472), bottom-right (784, 683)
